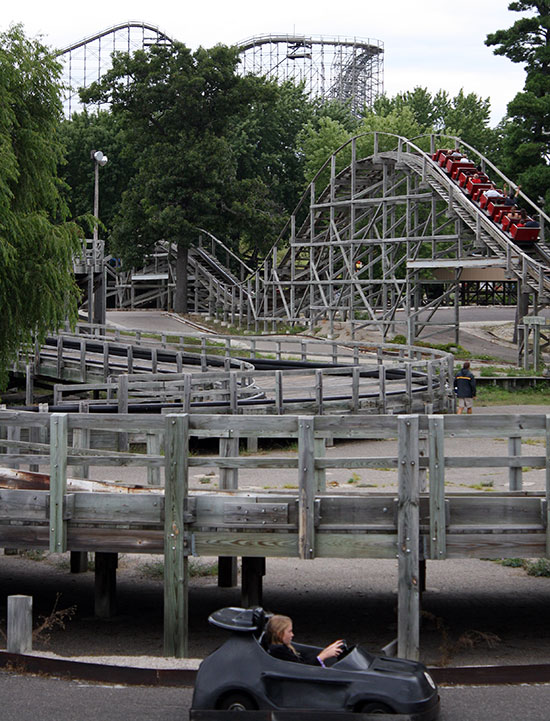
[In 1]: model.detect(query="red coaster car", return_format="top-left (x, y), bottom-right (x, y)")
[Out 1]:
top-left (487, 202), bottom-right (513, 222)
top-left (510, 223), bottom-right (540, 243)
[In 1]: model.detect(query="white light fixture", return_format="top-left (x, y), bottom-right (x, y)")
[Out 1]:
top-left (93, 150), bottom-right (108, 167)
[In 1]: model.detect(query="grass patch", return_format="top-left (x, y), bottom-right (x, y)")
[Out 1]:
top-left (19, 549), bottom-right (46, 562)
top-left (141, 559), bottom-right (218, 580)
top-left (476, 386), bottom-right (550, 405)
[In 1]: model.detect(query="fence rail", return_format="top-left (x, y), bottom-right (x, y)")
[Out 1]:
top-left (1, 410), bottom-right (549, 659)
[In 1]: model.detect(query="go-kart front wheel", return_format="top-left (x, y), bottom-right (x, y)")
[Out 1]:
top-left (218, 692), bottom-right (257, 711)
top-left (357, 701), bottom-right (393, 714)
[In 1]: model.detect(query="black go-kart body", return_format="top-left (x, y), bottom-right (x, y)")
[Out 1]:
top-left (191, 607), bottom-right (440, 718)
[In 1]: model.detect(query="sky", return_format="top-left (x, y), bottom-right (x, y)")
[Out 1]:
top-left (3, 0), bottom-right (529, 126)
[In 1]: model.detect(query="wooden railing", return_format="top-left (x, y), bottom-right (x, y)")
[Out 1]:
top-left (1, 410), bottom-right (549, 659)
top-left (13, 324), bottom-right (454, 416)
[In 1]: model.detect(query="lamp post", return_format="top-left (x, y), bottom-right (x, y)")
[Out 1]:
top-left (90, 149), bottom-right (108, 325)
top-left (91, 149), bottom-right (108, 250)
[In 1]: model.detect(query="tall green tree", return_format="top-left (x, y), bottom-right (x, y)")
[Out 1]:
top-left (486, 1), bottom-right (550, 203)
top-left (81, 42), bottom-right (281, 310)
top-left (372, 87), bottom-right (495, 154)
top-left (58, 110), bottom-right (131, 243)
top-left (0, 25), bottom-right (82, 388)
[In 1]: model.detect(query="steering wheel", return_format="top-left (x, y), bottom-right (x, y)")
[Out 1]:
top-left (336, 640), bottom-right (355, 660)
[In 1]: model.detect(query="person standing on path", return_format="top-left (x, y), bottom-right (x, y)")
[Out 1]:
top-left (454, 360), bottom-right (476, 414)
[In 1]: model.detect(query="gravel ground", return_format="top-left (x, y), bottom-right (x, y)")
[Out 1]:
top-left (2, 536), bottom-right (550, 669)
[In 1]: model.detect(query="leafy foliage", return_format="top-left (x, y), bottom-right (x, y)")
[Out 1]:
top-left (299, 88), bottom-right (496, 189)
top-left (486, 1), bottom-right (550, 204)
top-left (58, 110), bottom-right (131, 242)
top-left (0, 25), bottom-right (82, 388)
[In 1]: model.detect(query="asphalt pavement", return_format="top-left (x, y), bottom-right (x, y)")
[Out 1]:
top-left (1, 671), bottom-right (549, 721)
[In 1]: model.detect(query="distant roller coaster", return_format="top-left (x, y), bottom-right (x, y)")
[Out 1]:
top-left (57, 22), bottom-right (384, 117)
top-left (237, 35), bottom-right (383, 114)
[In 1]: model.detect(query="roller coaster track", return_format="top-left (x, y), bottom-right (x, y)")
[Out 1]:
top-left (108, 133), bottom-right (550, 357)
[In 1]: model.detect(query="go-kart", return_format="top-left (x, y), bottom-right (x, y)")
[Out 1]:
top-left (191, 607), bottom-right (439, 718)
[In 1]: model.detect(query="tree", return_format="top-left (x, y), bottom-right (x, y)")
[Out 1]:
top-left (298, 87), bottom-right (497, 193)
top-left (82, 42), bottom-right (281, 311)
top-left (0, 25), bottom-right (82, 388)
top-left (372, 87), bottom-right (495, 154)
top-left (486, 2), bottom-right (550, 203)
top-left (58, 110), bottom-right (131, 242)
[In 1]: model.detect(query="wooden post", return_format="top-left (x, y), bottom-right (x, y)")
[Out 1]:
top-left (314, 436), bottom-right (326, 492)
top-left (25, 364), bottom-right (34, 406)
top-left (298, 416), bottom-right (316, 560)
top-left (50, 413), bottom-right (68, 553)
top-left (147, 432), bottom-right (161, 486)
top-left (397, 414), bottom-right (420, 661)
top-left (218, 429), bottom-right (239, 587)
top-left (509, 435), bottom-right (522, 491)
top-left (6, 425), bottom-right (20, 470)
top-left (117, 375), bottom-right (129, 452)
top-left (428, 416), bottom-right (446, 561)
top-left (241, 557), bottom-right (266, 608)
top-left (94, 552), bottom-right (117, 618)
top-left (418, 434), bottom-right (427, 493)
top-left (73, 402), bottom-right (90, 479)
top-left (164, 414), bottom-right (189, 657)
top-left (7, 595), bottom-right (32, 654)
top-left (71, 551), bottom-right (88, 573)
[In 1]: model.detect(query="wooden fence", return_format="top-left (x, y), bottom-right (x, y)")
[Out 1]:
top-left (1, 410), bottom-right (549, 660)
top-left (13, 325), bottom-right (454, 416)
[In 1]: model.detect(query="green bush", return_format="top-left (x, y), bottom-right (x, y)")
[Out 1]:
top-left (500, 558), bottom-right (525, 568)
top-left (525, 559), bottom-right (550, 577)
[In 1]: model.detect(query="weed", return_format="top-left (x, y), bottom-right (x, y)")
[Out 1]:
top-left (33, 593), bottom-right (76, 647)
top-left (283, 484), bottom-right (298, 489)
top-left (525, 559), bottom-right (550, 577)
top-left (347, 472), bottom-right (361, 484)
top-left (189, 560), bottom-right (218, 577)
top-left (142, 561), bottom-right (164, 580)
top-left (421, 610), bottom-right (501, 666)
top-left (19, 549), bottom-right (46, 562)
top-left (142, 559), bottom-right (218, 579)
top-left (199, 476), bottom-right (213, 484)
top-left (499, 558), bottom-right (525, 568)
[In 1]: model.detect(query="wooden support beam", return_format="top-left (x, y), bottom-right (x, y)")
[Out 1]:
top-left (94, 552), bottom-right (117, 618)
top-left (397, 414), bottom-right (420, 661)
top-left (163, 414), bottom-right (189, 658)
top-left (428, 416), bottom-right (446, 560)
top-left (218, 557), bottom-right (238, 587)
top-left (298, 416), bottom-right (316, 560)
top-left (70, 551), bottom-right (88, 574)
top-left (509, 436), bottom-right (522, 491)
top-left (49, 413), bottom-right (68, 553)
top-left (218, 430), bottom-right (239, 587)
top-left (241, 556), bottom-right (266, 608)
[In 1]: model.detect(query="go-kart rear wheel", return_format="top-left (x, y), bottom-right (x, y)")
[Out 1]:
top-left (218, 692), bottom-right (257, 711)
top-left (357, 701), bottom-right (393, 714)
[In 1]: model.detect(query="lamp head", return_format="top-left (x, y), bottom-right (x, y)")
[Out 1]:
top-left (92, 150), bottom-right (108, 166)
